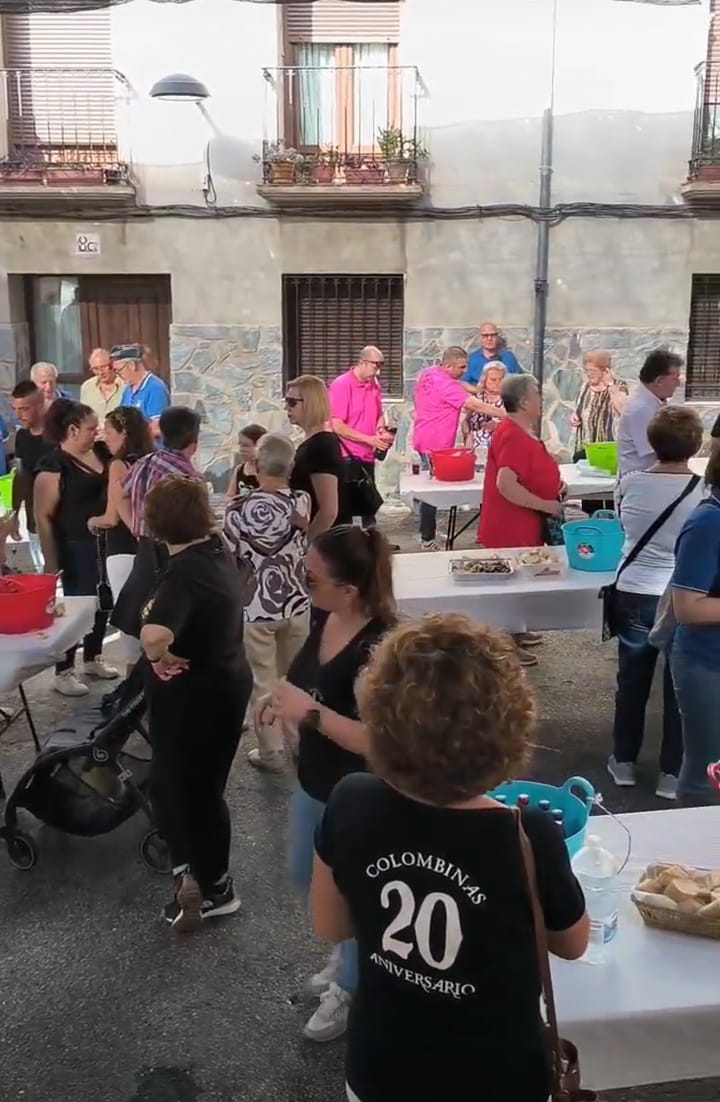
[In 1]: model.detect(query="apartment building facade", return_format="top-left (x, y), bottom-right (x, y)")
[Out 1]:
top-left (0, 0), bottom-right (719, 484)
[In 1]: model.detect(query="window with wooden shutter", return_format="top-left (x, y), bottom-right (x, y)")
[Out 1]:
top-left (280, 0), bottom-right (402, 154)
top-left (282, 274), bottom-right (404, 397)
top-left (686, 274), bottom-right (720, 400)
top-left (2, 10), bottom-right (116, 162)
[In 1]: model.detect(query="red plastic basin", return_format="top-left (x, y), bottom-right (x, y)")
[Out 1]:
top-left (430, 448), bottom-right (476, 482)
top-left (0, 574), bottom-right (57, 634)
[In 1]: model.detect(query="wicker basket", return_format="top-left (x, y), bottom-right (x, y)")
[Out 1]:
top-left (632, 861), bottom-right (720, 939)
top-left (632, 898), bottom-right (720, 940)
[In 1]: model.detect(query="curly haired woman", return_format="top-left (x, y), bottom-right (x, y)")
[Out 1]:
top-left (311, 613), bottom-right (589, 1102)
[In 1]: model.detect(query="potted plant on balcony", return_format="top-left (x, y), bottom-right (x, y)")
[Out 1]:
top-left (253, 141), bottom-right (303, 185)
top-left (377, 127), bottom-right (429, 183)
top-left (312, 146), bottom-right (340, 185)
top-left (343, 154), bottom-right (385, 185)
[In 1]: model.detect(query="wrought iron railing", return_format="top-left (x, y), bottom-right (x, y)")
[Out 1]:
top-left (259, 64), bottom-right (427, 185)
top-left (688, 61), bottom-right (720, 178)
top-left (0, 67), bottom-right (132, 183)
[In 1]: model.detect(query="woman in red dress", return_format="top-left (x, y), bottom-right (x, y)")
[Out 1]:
top-left (479, 374), bottom-right (562, 550)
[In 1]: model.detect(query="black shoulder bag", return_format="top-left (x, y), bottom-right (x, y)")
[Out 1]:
top-left (337, 436), bottom-right (384, 520)
top-left (600, 474), bottom-right (700, 641)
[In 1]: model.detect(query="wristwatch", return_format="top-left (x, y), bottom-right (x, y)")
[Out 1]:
top-left (301, 707), bottom-right (322, 733)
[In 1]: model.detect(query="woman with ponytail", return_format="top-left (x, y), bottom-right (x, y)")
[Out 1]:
top-left (259, 524), bottom-right (396, 1043)
top-left (34, 399), bottom-right (118, 696)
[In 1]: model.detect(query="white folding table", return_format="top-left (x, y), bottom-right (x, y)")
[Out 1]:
top-left (399, 457), bottom-right (709, 550)
top-left (554, 805), bottom-right (720, 1091)
top-left (0, 595), bottom-right (97, 797)
top-left (393, 549), bottom-right (615, 632)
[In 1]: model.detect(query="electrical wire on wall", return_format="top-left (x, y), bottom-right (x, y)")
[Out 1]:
top-left (2, 201), bottom-right (705, 222)
top-left (202, 141), bottom-right (218, 208)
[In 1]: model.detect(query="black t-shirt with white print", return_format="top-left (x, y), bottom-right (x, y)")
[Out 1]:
top-left (316, 773), bottom-right (586, 1102)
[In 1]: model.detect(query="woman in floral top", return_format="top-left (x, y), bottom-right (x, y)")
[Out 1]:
top-left (461, 361), bottom-right (506, 451)
top-left (571, 350), bottom-right (628, 460)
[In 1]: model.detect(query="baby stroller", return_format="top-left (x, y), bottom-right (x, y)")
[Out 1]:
top-left (0, 662), bottom-right (168, 873)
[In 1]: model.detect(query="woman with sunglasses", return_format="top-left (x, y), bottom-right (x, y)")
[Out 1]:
top-left (258, 525), bottom-right (396, 1043)
top-left (286, 375), bottom-right (343, 538)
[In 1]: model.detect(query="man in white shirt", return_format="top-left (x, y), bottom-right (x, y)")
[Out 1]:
top-left (617, 350), bottom-right (682, 479)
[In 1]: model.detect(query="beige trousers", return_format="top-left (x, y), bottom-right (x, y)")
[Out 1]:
top-left (244, 610), bottom-right (310, 752)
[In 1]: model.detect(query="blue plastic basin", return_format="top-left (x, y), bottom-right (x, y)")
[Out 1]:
top-left (487, 775), bottom-right (595, 857)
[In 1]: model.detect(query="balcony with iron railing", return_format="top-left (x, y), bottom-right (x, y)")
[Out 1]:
top-left (0, 67), bottom-right (135, 203)
top-left (683, 61), bottom-right (720, 203)
top-left (257, 63), bottom-right (428, 207)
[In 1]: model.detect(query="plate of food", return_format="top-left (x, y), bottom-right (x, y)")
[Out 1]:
top-left (515, 548), bottom-right (565, 578)
top-left (449, 557), bottom-right (515, 583)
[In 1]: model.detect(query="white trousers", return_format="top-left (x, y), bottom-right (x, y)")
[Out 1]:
top-left (106, 553), bottom-right (141, 664)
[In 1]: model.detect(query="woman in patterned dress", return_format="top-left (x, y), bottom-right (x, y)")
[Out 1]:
top-left (571, 350), bottom-right (628, 461)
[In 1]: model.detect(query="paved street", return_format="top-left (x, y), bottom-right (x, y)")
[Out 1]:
top-left (0, 512), bottom-right (717, 1102)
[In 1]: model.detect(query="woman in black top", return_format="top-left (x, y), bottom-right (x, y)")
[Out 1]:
top-left (286, 374), bottom-right (343, 537)
top-left (34, 400), bottom-right (118, 697)
top-left (260, 524), bottom-right (395, 1043)
top-left (312, 614), bottom-right (589, 1102)
top-left (140, 477), bottom-right (252, 933)
top-left (225, 422), bottom-right (265, 498)
top-left (87, 407), bottom-right (154, 673)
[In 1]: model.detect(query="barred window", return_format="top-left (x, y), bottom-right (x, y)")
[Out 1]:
top-left (282, 274), bottom-right (404, 396)
top-left (686, 273), bottom-right (720, 400)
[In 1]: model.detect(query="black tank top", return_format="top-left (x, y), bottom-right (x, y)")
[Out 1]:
top-left (235, 464), bottom-right (259, 494)
top-left (106, 456), bottom-right (139, 557)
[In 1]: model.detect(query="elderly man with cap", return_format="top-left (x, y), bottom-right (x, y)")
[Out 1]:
top-left (329, 345), bottom-right (392, 527)
top-left (112, 343), bottom-right (170, 440)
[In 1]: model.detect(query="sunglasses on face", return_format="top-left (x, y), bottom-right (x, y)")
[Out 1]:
top-left (481, 333), bottom-right (498, 340)
top-left (284, 396), bottom-right (304, 408)
top-left (363, 358), bottom-right (384, 368)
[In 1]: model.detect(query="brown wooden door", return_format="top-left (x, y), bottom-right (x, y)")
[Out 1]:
top-left (78, 275), bottom-right (172, 387)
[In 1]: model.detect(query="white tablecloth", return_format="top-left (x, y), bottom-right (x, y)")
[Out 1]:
top-left (393, 549), bottom-right (614, 631)
top-left (399, 457), bottom-right (708, 511)
top-left (554, 806), bottom-right (720, 1091)
top-left (0, 596), bottom-right (97, 693)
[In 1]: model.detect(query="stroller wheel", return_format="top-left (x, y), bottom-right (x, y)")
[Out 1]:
top-left (6, 832), bottom-right (37, 871)
top-left (139, 829), bottom-right (171, 874)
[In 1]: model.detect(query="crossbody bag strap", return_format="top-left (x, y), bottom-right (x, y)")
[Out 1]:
top-left (616, 474), bottom-right (700, 583)
top-left (514, 810), bottom-right (564, 1094)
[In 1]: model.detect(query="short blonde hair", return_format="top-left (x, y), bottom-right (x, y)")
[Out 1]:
top-left (288, 374), bottom-right (330, 428)
top-left (480, 360), bottom-right (507, 382)
top-left (357, 613), bottom-right (536, 805)
top-left (583, 349), bottom-right (612, 373)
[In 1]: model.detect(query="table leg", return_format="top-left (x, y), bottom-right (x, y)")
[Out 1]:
top-left (18, 684), bottom-right (41, 754)
top-left (445, 507), bottom-right (458, 551)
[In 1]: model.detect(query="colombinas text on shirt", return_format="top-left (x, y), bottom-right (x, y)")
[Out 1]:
top-left (366, 850), bottom-right (486, 1000)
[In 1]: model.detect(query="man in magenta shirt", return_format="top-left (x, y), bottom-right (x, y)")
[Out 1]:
top-left (412, 346), bottom-right (507, 549)
top-left (329, 346), bottom-right (391, 525)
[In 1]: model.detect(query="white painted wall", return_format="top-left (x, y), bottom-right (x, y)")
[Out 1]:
top-left (108, 0), bottom-right (710, 206)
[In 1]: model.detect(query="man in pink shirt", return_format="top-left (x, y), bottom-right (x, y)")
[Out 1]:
top-left (412, 346), bottom-right (507, 549)
top-left (329, 345), bottom-right (391, 525)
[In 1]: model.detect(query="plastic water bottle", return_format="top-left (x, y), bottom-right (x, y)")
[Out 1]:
top-left (571, 834), bottom-right (619, 964)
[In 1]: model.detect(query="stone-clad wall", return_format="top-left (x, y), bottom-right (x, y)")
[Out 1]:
top-left (0, 323), bottom-right (29, 423)
top-left (170, 323), bottom-right (717, 497)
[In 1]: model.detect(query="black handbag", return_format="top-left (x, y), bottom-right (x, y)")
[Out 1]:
top-left (338, 438), bottom-right (384, 519)
top-left (600, 474), bottom-right (700, 641)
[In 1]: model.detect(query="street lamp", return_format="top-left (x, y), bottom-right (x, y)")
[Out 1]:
top-left (149, 74), bottom-right (210, 102)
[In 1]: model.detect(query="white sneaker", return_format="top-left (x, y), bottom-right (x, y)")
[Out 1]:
top-left (83, 659), bottom-right (119, 681)
top-left (656, 772), bottom-right (679, 801)
top-left (54, 670), bottom-right (89, 697)
top-left (303, 981), bottom-right (351, 1042)
top-left (305, 945), bottom-right (342, 998)
top-left (420, 538), bottom-right (440, 552)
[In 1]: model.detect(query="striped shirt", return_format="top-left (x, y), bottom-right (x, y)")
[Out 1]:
top-left (122, 448), bottom-right (199, 538)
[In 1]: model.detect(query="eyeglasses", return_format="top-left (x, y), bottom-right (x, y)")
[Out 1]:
top-left (481, 332), bottom-right (499, 339)
top-left (284, 396), bottom-right (304, 408)
top-left (363, 358), bottom-right (384, 368)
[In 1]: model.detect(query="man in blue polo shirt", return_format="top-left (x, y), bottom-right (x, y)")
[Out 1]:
top-left (462, 321), bottom-right (522, 386)
top-left (111, 343), bottom-right (170, 440)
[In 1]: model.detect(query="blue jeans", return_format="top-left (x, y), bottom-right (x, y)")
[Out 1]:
top-left (288, 784), bottom-right (358, 994)
top-left (416, 453), bottom-right (436, 542)
top-left (612, 591), bottom-right (682, 777)
top-left (671, 647), bottom-right (720, 805)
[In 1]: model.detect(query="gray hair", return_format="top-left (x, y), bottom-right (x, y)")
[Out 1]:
top-left (501, 373), bottom-right (536, 413)
top-left (30, 361), bottom-right (58, 382)
top-left (480, 360), bottom-right (507, 381)
top-left (255, 432), bottom-right (295, 479)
